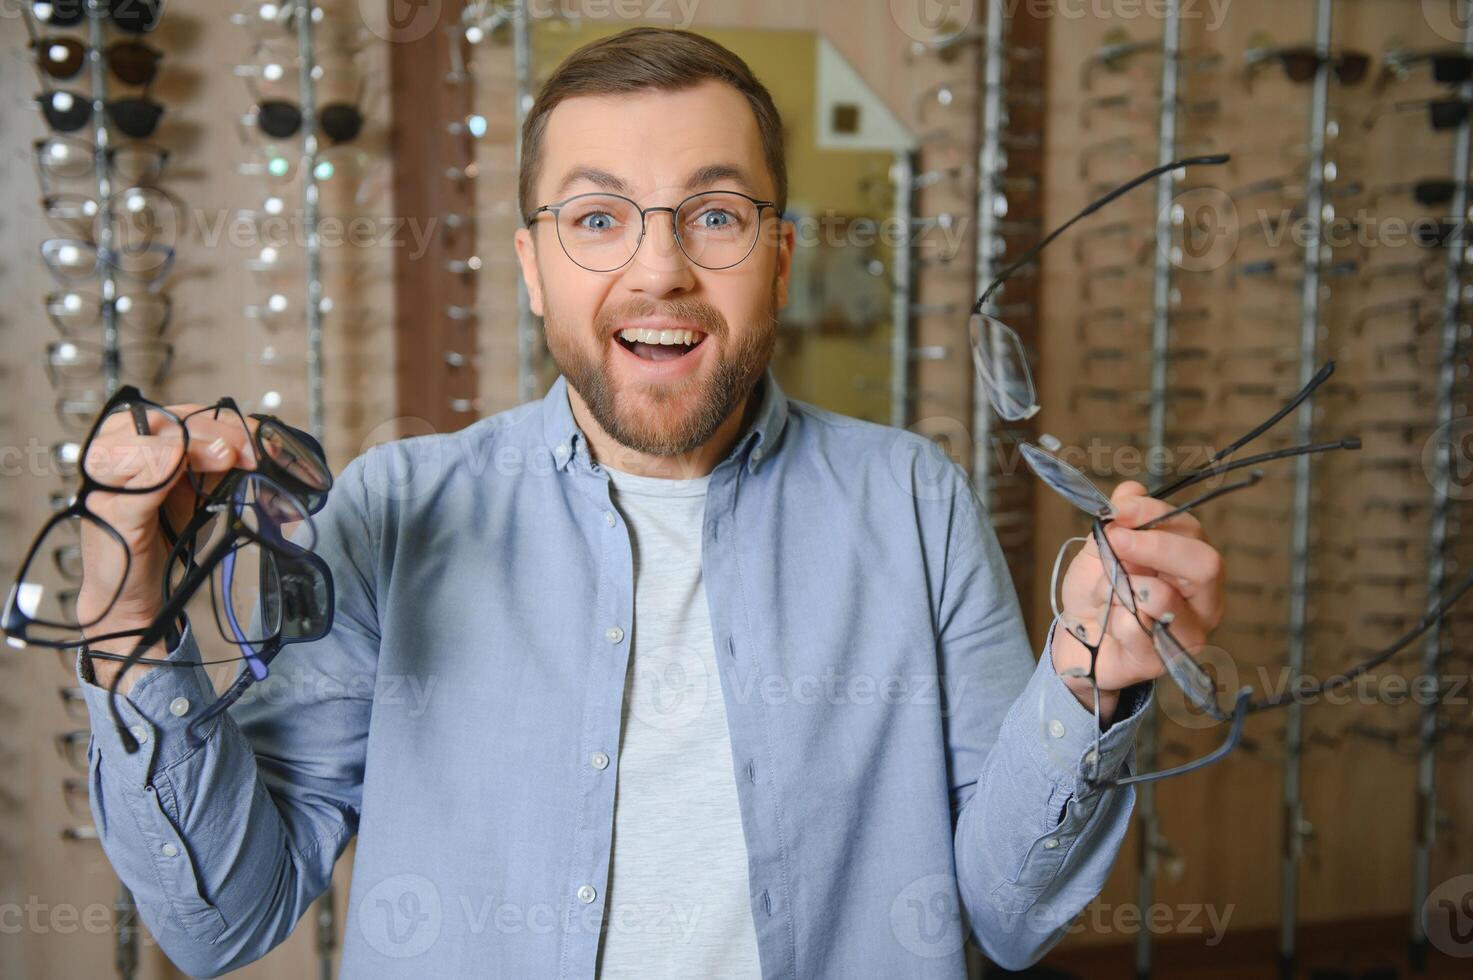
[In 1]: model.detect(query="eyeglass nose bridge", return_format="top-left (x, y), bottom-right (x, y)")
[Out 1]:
top-left (630, 204), bottom-right (692, 267)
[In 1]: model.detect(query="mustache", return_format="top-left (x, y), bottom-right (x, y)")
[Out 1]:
top-left (595, 298), bottom-right (727, 337)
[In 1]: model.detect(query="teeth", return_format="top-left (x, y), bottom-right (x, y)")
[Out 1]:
top-left (617, 327), bottom-right (702, 346)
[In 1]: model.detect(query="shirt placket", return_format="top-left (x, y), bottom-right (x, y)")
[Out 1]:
top-left (558, 453), bottom-right (635, 980)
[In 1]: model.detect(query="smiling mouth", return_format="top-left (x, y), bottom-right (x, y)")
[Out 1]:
top-left (614, 330), bottom-right (707, 362)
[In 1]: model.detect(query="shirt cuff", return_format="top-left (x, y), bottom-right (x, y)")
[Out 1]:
top-left (1025, 623), bottom-right (1155, 794)
top-left (76, 621), bottom-right (224, 784)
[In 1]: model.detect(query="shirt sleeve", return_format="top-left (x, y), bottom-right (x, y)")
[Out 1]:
top-left (935, 462), bottom-right (1152, 971)
top-left (74, 449), bottom-right (383, 978)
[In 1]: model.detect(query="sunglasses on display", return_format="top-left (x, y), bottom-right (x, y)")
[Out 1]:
top-left (29, 35), bottom-right (162, 86)
top-left (29, 0), bottom-right (165, 33)
top-left (34, 89), bottom-right (164, 140)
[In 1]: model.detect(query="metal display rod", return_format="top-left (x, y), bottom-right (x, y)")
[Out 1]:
top-left (1135, 3), bottom-right (1182, 978)
top-left (293, 2), bottom-right (335, 973)
top-left (513, 0), bottom-right (537, 403)
top-left (970, 0), bottom-right (1008, 493)
top-left (1279, 1), bottom-right (1334, 976)
top-left (1410, 1), bottom-right (1473, 970)
top-left (889, 151), bottom-right (913, 429)
top-left (86, 2), bottom-right (136, 975)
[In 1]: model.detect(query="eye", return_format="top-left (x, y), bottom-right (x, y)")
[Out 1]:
top-left (691, 207), bottom-right (737, 230)
top-left (574, 210), bottom-right (619, 232)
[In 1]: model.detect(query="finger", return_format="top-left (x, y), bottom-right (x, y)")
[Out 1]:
top-left (1106, 526), bottom-right (1225, 627)
top-left (1111, 493), bottom-right (1206, 540)
top-left (1127, 574), bottom-right (1212, 637)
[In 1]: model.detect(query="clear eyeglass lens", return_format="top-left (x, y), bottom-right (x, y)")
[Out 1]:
top-left (969, 313), bottom-right (1037, 420)
top-left (1021, 443), bottom-right (1115, 518)
top-left (554, 192), bottom-right (762, 271)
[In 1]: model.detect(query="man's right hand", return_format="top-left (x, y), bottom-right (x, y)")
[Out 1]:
top-left (79, 404), bottom-right (260, 692)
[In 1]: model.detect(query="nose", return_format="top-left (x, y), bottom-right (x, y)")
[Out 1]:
top-left (623, 207), bottom-right (695, 295)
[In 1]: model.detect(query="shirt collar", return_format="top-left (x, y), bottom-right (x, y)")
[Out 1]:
top-left (541, 366), bottom-right (789, 475)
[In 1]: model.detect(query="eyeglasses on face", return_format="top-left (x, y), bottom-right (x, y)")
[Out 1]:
top-left (525, 189), bottom-right (777, 273)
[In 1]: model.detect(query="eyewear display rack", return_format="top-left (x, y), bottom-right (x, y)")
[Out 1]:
top-left (1278, 1), bottom-right (1334, 976)
top-left (512, 0), bottom-right (537, 403)
top-left (970, 0), bottom-right (1009, 495)
top-left (890, 150), bottom-right (915, 429)
top-left (1134, 4), bottom-right (1186, 978)
top-left (79, 3), bottom-right (138, 975)
top-left (967, 1), bottom-right (1044, 617)
top-left (1410, 2), bottom-right (1473, 969)
top-left (288, 2), bottom-right (336, 974)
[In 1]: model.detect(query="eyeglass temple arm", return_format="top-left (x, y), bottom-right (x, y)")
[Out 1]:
top-left (1151, 359), bottom-right (1338, 498)
top-left (1136, 470), bottom-right (1264, 531)
top-left (1247, 567), bottom-right (1473, 715)
top-left (110, 531), bottom-right (227, 754)
top-left (1092, 687), bottom-right (1253, 790)
top-left (973, 153), bottom-right (1231, 314)
top-left (1155, 436), bottom-right (1359, 499)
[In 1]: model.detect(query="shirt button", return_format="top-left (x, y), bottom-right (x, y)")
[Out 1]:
top-left (555, 443), bottom-right (569, 456)
top-left (1048, 719), bottom-right (1066, 739)
top-left (603, 510), bottom-right (616, 527)
top-left (576, 884), bottom-right (597, 904)
top-left (169, 697), bottom-right (190, 717)
top-left (1043, 838), bottom-right (1061, 850)
top-left (751, 447), bottom-right (763, 461)
top-left (605, 626), bottom-right (624, 644)
top-left (160, 842), bottom-right (179, 857)
top-left (1083, 749), bottom-right (1100, 766)
top-left (129, 724), bottom-right (148, 744)
top-left (590, 751), bottom-right (609, 770)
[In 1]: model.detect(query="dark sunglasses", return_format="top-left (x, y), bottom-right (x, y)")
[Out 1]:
top-left (30, 0), bottom-right (165, 33)
top-left (251, 99), bottom-right (364, 144)
top-left (1244, 45), bottom-right (1371, 86)
top-left (35, 90), bottom-right (164, 140)
top-left (30, 37), bottom-right (162, 86)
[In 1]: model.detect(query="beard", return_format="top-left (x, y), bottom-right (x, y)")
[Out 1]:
top-left (543, 281), bottom-right (779, 458)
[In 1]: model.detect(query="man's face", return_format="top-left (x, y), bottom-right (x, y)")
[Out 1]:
top-left (514, 80), bottom-right (793, 457)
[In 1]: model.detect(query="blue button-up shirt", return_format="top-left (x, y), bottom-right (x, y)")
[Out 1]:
top-left (78, 368), bottom-right (1150, 978)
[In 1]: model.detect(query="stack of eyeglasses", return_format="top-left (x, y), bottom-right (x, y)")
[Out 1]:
top-left (1014, 363), bottom-right (1473, 788)
top-left (1, 386), bottom-right (335, 757)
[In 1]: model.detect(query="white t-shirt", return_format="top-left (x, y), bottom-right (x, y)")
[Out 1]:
top-left (594, 463), bottom-right (763, 980)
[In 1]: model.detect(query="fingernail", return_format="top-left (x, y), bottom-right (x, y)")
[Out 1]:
top-left (209, 437), bottom-right (230, 460)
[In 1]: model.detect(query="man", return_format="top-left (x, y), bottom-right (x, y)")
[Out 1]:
top-left (76, 27), bottom-right (1223, 978)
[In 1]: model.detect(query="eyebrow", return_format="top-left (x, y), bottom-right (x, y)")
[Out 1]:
top-left (553, 163), bottom-right (760, 199)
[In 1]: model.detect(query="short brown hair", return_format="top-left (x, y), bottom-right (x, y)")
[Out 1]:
top-left (518, 27), bottom-right (787, 223)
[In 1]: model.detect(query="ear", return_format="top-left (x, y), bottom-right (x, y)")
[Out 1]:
top-left (773, 218), bottom-right (796, 311)
top-left (513, 226), bottom-right (545, 317)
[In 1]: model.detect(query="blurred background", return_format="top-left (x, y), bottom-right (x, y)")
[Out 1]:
top-left (1, 0), bottom-right (1471, 977)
